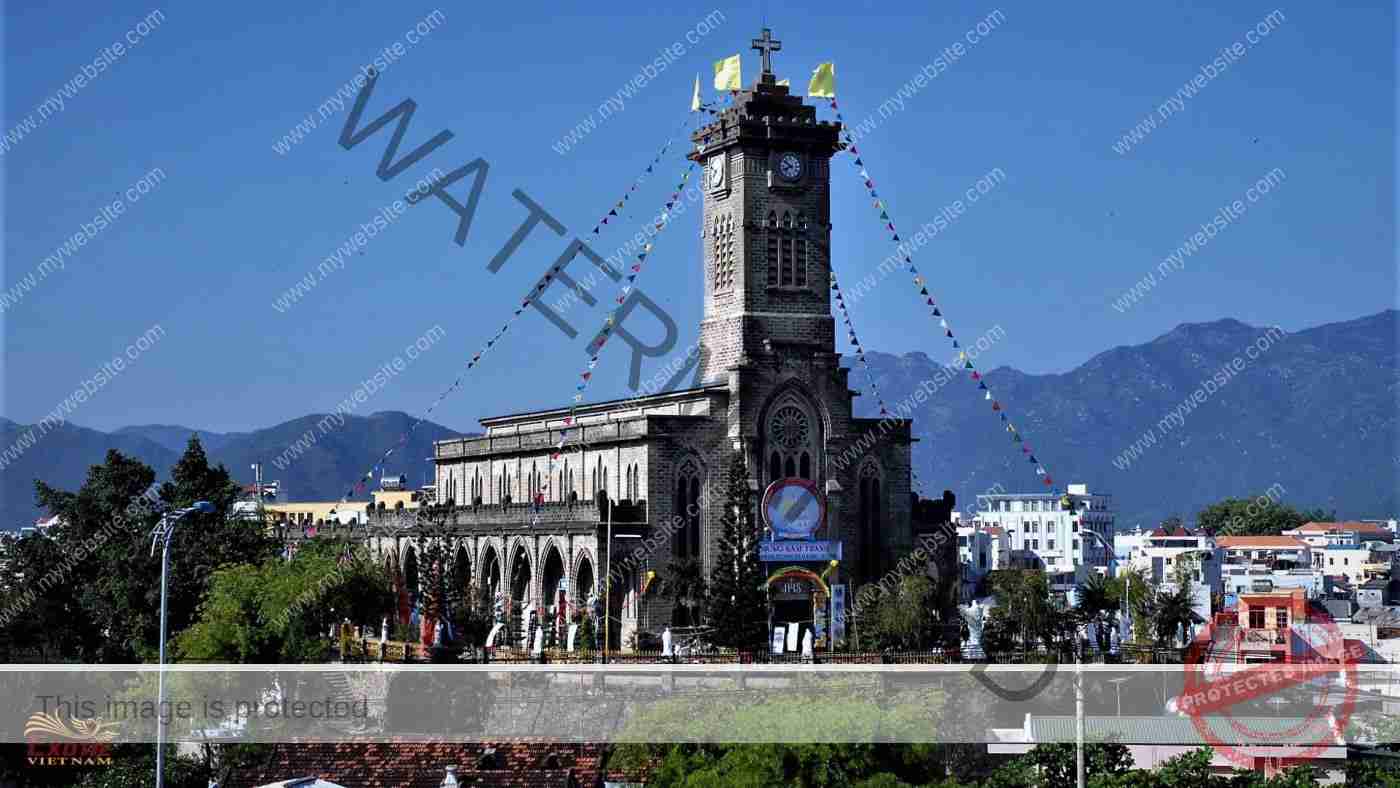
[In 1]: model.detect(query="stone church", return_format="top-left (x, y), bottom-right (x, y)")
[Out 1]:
top-left (364, 31), bottom-right (957, 648)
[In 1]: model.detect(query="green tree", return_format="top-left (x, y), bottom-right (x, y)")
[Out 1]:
top-left (24, 440), bottom-right (278, 662)
top-left (1194, 496), bottom-right (1328, 537)
top-left (658, 557), bottom-right (708, 628)
top-left (1023, 743), bottom-right (1134, 787)
top-left (865, 574), bottom-right (942, 651)
top-left (175, 540), bottom-right (393, 663)
top-left (1075, 572), bottom-right (1120, 655)
top-left (1144, 583), bottom-right (1196, 649)
top-left (705, 450), bottom-right (766, 650)
top-left (985, 570), bottom-right (1056, 654)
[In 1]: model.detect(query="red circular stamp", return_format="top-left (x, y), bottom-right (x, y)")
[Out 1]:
top-left (1178, 594), bottom-right (1359, 770)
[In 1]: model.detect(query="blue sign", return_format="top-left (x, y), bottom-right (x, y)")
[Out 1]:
top-left (760, 540), bottom-right (841, 562)
top-left (831, 584), bottom-right (847, 646)
top-left (762, 478), bottom-right (825, 540)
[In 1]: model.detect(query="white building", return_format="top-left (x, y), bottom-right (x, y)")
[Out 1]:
top-left (1315, 543), bottom-right (1384, 587)
top-left (975, 483), bottom-right (1114, 576)
top-left (1124, 525), bottom-right (1221, 622)
top-left (1216, 536), bottom-right (1313, 571)
top-left (957, 524), bottom-right (993, 599)
top-left (1283, 520), bottom-right (1395, 548)
top-left (1113, 526), bottom-right (1150, 568)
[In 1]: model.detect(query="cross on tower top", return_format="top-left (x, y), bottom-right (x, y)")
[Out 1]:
top-left (751, 27), bottom-right (781, 77)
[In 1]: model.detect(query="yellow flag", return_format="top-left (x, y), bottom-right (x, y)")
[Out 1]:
top-left (808, 62), bottom-right (836, 98)
top-left (777, 78), bottom-right (790, 87)
top-left (690, 73), bottom-right (702, 111)
top-left (713, 54), bottom-right (742, 91)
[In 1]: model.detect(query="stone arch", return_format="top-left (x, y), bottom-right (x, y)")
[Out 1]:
top-left (452, 542), bottom-right (473, 599)
top-left (402, 545), bottom-right (420, 604)
top-left (507, 541), bottom-right (532, 604)
top-left (478, 542), bottom-right (502, 602)
top-left (572, 549), bottom-right (597, 605)
top-left (541, 542), bottom-right (567, 633)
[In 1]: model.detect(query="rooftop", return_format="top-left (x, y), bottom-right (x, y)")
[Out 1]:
top-left (1291, 521), bottom-right (1392, 533)
top-left (1216, 535), bottom-right (1309, 549)
top-left (1023, 715), bottom-right (1342, 747)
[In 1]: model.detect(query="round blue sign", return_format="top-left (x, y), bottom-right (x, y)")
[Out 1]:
top-left (762, 478), bottom-right (825, 540)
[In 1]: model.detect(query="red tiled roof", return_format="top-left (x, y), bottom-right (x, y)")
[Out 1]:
top-left (224, 742), bottom-right (606, 788)
top-left (1216, 536), bottom-right (1308, 549)
top-left (1148, 526), bottom-right (1196, 537)
top-left (1292, 521), bottom-right (1391, 533)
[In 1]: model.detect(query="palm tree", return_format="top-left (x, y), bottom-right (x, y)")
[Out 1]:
top-left (1075, 572), bottom-right (1118, 655)
top-left (1152, 583), bottom-right (1198, 648)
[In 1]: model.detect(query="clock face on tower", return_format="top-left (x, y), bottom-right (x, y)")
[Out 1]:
top-left (778, 152), bottom-right (803, 181)
top-left (708, 157), bottom-right (725, 189)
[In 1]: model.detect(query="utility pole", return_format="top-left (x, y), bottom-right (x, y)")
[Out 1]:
top-left (1075, 636), bottom-right (1085, 788)
top-left (603, 496), bottom-right (613, 660)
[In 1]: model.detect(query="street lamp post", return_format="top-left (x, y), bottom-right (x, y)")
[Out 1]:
top-left (1073, 527), bottom-right (1120, 788)
top-left (150, 501), bottom-right (214, 788)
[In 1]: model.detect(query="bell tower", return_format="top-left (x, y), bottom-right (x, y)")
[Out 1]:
top-left (689, 35), bottom-right (844, 384)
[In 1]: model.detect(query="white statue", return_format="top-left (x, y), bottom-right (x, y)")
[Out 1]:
top-left (433, 619), bottom-right (445, 647)
top-left (531, 625), bottom-right (544, 655)
top-left (960, 599), bottom-right (987, 654)
top-left (801, 629), bottom-right (814, 658)
top-left (380, 617), bottom-right (388, 644)
top-left (661, 627), bottom-right (673, 657)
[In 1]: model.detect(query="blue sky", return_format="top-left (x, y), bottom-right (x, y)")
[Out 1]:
top-left (2, 1), bottom-right (1394, 434)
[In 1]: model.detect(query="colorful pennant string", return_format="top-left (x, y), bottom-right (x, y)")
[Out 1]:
top-left (829, 269), bottom-right (922, 494)
top-left (589, 116), bottom-right (692, 236)
top-left (825, 95), bottom-right (1059, 490)
top-left (334, 125), bottom-right (702, 505)
top-left (536, 157), bottom-right (702, 510)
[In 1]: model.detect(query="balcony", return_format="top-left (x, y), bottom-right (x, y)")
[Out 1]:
top-left (1242, 629), bottom-right (1288, 646)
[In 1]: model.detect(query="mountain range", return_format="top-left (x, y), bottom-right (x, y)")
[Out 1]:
top-left (2, 310), bottom-right (1395, 530)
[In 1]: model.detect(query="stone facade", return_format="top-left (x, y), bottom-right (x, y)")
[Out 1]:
top-left (354, 62), bottom-right (957, 649)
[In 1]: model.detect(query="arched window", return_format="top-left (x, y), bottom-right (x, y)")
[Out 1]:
top-left (673, 459), bottom-right (703, 560)
top-left (766, 211), bottom-right (780, 287)
top-left (858, 458), bottom-right (882, 581)
top-left (766, 399), bottom-right (819, 486)
top-left (795, 213), bottom-right (809, 288)
top-left (779, 212), bottom-right (794, 285)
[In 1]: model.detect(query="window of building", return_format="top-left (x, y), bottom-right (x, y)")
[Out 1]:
top-left (673, 460), bottom-right (702, 560)
top-left (1047, 540), bottom-right (1056, 551)
top-left (712, 214), bottom-right (735, 291)
top-left (857, 459), bottom-right (882, 580)
top-left (1249, 610), bottom-right (1266, 629)
top-left (766, 212), bottom-right (779, 286)
top-left (1275, 609), bottom-right (1288, 629)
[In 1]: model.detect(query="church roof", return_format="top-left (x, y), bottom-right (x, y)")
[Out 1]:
top-left (472, 382), bottom-right (726, 429)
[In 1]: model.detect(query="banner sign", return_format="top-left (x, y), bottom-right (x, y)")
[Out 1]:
top-left (831, 584), bottom-right (847, 645)
top-left (760, 540), bottom-right (841, 562)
